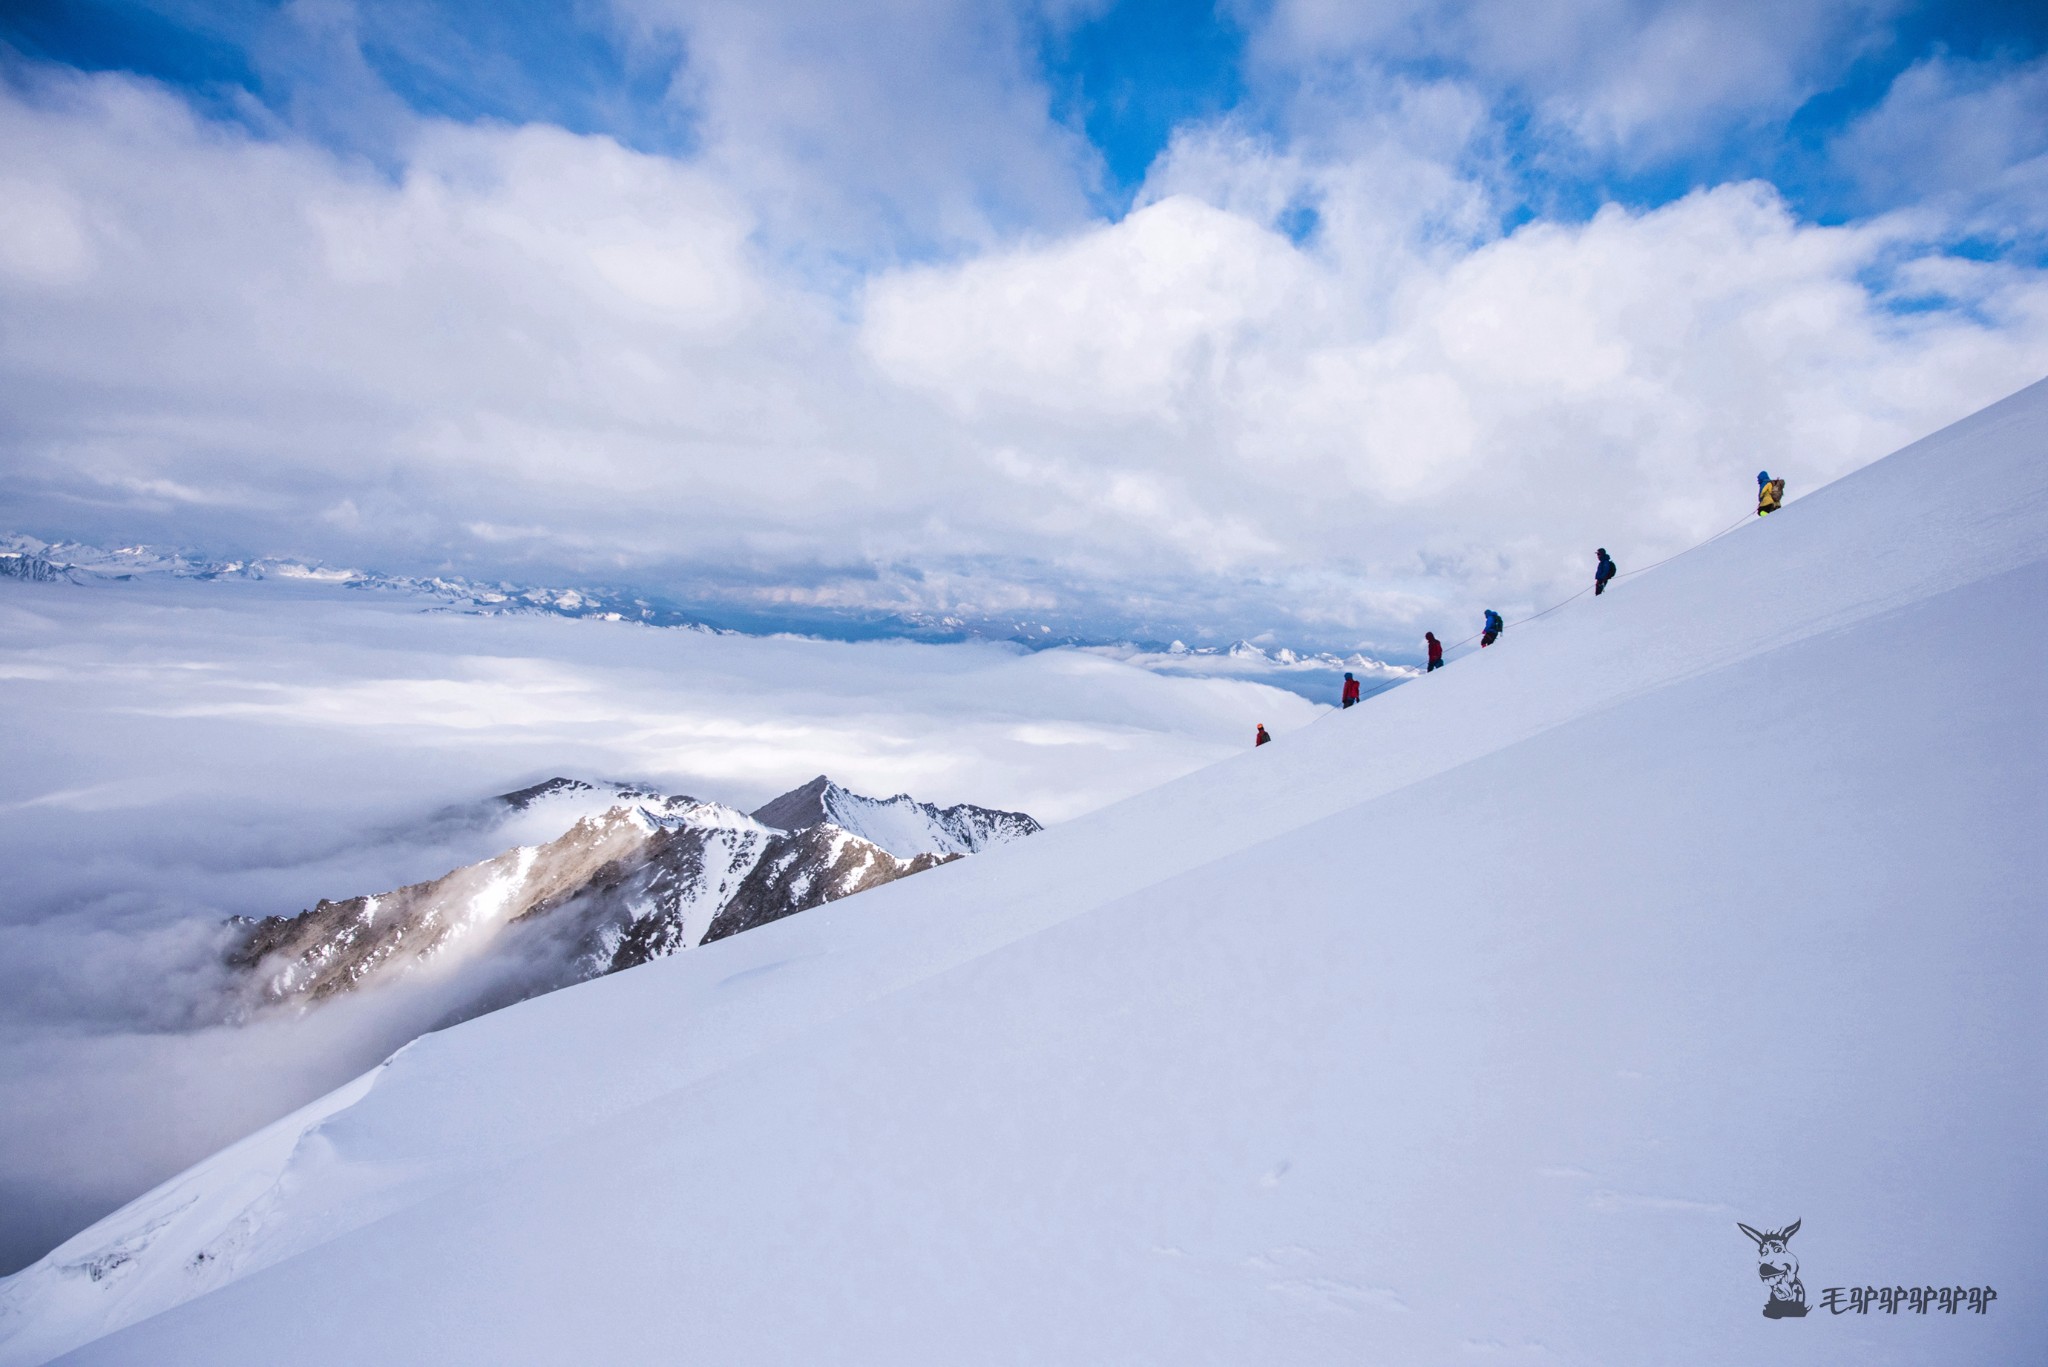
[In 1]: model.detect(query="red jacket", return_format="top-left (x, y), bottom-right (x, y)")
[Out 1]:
top-left (1427, 636), bottom-right (1443, 664)
top-left (1342, 677), bottom-right (1360, 703)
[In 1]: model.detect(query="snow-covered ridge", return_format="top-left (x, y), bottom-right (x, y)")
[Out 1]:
top-left (0, 535), bottom-right (719, 630)
top-left (223, 775), bottom-right (1037, 1022)
top-left (0, 549), bottom-right (64, 583)
top-left (749, 775), bottom-right (1042, 859)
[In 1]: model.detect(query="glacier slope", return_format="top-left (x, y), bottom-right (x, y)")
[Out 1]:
top-left (4, 377), bottom-right (2046, 1365)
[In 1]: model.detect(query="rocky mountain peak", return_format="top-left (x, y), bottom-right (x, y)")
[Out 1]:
top-left (750, 775), bottom-right (1042, 859)
top-left (498, 777), bottom-right (600, 809)
top-left (748, 775), bottom-right (834, 832)
top-left (223, 774), bottom-right (1041, 1025)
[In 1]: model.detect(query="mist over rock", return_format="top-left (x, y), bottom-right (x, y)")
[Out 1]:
top-left (225, 776), bottom-right (1039, 1025)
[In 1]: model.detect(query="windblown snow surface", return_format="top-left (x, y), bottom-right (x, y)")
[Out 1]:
top-left (5, 379), bottom-right (2046, 1364)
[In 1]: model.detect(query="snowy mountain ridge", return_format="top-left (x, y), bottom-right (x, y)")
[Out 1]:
top-left (220, 775), bottom-right (1038, 1024)
top-left (0, 534), bottom-right (1405, 696)
top-left (0, 535), bottom-right (720, 630)
top-left (3, 378), bottom-right (2045, 1365)
top-left (750, 775), bottom-right (1043, 858)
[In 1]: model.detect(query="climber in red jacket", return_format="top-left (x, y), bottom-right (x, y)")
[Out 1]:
top-left (1255, 723), bottom-right (1272, 747)
top-left (1426, 633), bottom-right (1443, 672)
top-left (1341, 673), bottom-right (1361, 708)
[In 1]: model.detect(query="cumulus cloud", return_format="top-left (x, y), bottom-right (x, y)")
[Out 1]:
top-left (1249, 0), bottom-right (1903, 163)
top-left (612, 0), bottom-right (1106, 263)
top-left (1831, 52), bottom-right (2048, 237)
top-left (859, 130), bottom-right (2048, 626)
top-left (866, 194), bottom-right (1311, 421)
top-left (0, 67), bottom-right (832, 545)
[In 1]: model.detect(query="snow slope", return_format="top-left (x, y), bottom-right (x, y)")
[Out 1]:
top-left (5, 379), bottom-right (2046, 1364)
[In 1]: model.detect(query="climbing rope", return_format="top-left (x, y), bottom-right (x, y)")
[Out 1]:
top-left (1612, 511), bottom-right (1754, 581)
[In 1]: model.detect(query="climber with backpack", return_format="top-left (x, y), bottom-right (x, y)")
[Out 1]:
top-left (1254, 723), bottom-right (1272, 747)
top-left (1425, 632), bottom-right (1443, 671)
top-left (1480, 610), bottom-right (1503, 647)
top-left (1341, 673), bottom-right (1360, 708)
top-left (1594, 548), bottom-right (1616, 595)
top-left (1757, 471), bottom-right (1786, 515)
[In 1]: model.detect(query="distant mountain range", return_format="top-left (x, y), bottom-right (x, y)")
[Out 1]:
top-left (224, 776), bottom-right (1041, 1023)
top-left (0, 533), bottom-right (717, 629)
top-left (0, 534), bottom-right (1411, 696)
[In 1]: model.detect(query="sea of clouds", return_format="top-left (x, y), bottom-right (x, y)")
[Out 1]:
top-left (0, 571), bottom-right (1321, 1273)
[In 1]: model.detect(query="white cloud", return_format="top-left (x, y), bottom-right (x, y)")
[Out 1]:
top-left (1832, 53), bottom-right (2048, 234)
top-left (864, 194), bottom-right (1313, 420)
top-left (1249, 0), bottom-right (1903, 162)
top-left (0, 176), bottom-right (94, 285)
top-left (610, 0), bottom-right (1104, 264)
top-left (0, 68), bottom-right (840, 540)
top-left (1, 48), bottom-right (2044, 654)
top-left (854, 146), bottom-right (2048, 613)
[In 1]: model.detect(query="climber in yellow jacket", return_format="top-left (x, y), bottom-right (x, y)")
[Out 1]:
top-left (1757, 471), bottom-right (1786, 515)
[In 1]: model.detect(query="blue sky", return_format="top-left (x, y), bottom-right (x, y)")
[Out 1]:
top-left (1, 0), bottom-right (2046, 653)
top-left (10, 0), bottom-right (2045, 229)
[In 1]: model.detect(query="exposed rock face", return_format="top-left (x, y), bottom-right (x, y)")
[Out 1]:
top-left (225, 775), bottom-right (1038, 1020)
top-left (226, 803), bottom-right (734, 1003)
top-left (0, 550), bottom-right (64, 582)
top-left (700, 826), bottom-right (955, 946)
top-left (511, 819), bottom-right (773, 974)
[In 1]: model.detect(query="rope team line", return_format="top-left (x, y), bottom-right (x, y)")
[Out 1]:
top-left (1326, 495), bottom-right (1774, 715)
